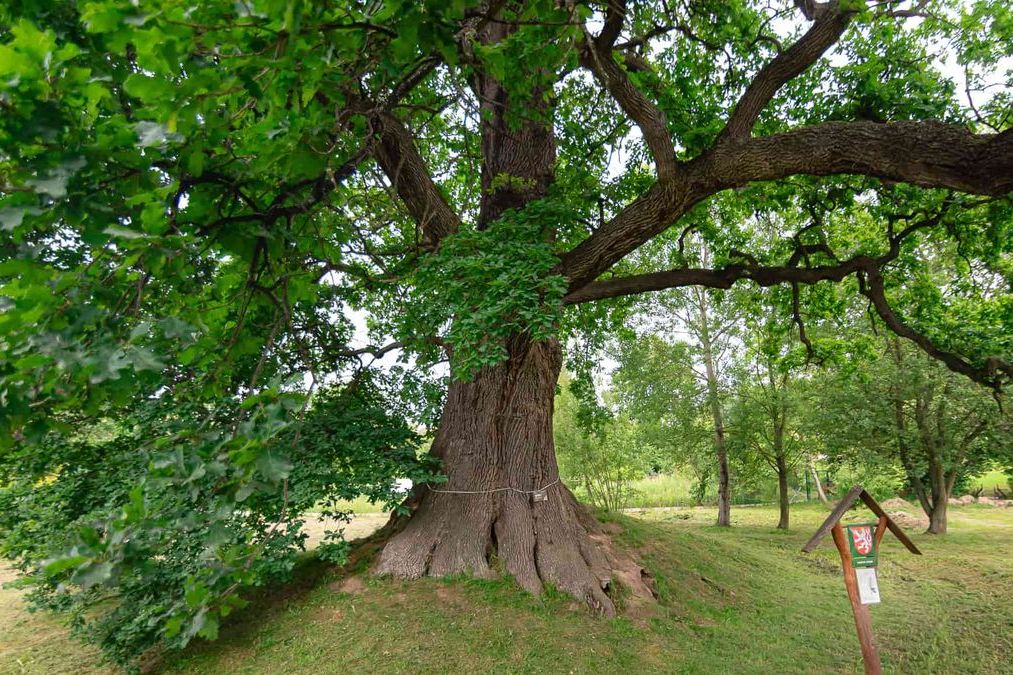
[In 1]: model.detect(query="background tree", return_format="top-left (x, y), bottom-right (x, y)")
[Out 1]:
top-left (2, 1), bottom-right (1012, 659)
top-left (814, 337), bottom-right (1013, 533)
top-left (612, 332), bottom-right (714, 504)
top-left (728, 293), bottom-right (808, 529)
top-left (615, 262), bottom-right (744, 520)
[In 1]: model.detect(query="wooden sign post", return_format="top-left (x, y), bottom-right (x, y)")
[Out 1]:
top-left (802, 486), bottom-right (922, 675)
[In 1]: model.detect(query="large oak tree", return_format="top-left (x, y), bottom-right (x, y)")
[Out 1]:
top-left (2, 0), bottom-right (1012, 622)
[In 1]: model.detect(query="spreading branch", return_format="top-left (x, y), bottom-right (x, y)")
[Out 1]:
top-left (580, 0), bottom-right (678, 178)
top-left (560, 122), bottom-right (1013, 289)
top-left (562, 254), bottom-right (883, 303)
top-left (696, 122), bottom-right (1013, 197)
top-left (370, 109), bottom-right (463, 247)
top-left (564, 222), bottom-right (1013, 392)
top-left (716, 1), bottom-right (852, 142)
top-left (858, 268), bottom-right (1013, 392)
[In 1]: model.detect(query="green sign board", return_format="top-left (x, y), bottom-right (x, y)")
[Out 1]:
top-left (845, 523), bottom-right (878, 569)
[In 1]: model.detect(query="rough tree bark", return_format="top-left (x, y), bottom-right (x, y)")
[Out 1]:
top-left (927, 491), bottom-right (948, 534)
top-left (373, 337), bottom-right (653, 614)
top-left (362, 0), bottom-right (1012, 611)
top-left (373, 16), bottom-right (654, 613)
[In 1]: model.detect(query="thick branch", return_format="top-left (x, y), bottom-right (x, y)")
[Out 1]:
top-left (717, 3), bottom-right (852, 142)
top-left (580, 3), bottom-right (676, 179)
top-left (564, 203), bottom-right (947, 304)
top-left (371, 110), bottom-right (462, 247)
top-left (560, 122), bottom-right (1013, 289)
top-left (562, 255), bottom-right (879, 303)
top-left (597, 0), bottom-right (626, 48)
top-left (563, 251), bottom-right (1013, 392)
top-left (698, 121), bottom-right (1013, 197)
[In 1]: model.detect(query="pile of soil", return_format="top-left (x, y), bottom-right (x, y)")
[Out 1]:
top-left (879, 497), bottom-right (914, 510)
top-left (889, 510), bottom-right (928, 529)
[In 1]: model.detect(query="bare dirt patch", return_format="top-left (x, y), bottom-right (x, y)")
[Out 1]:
top-left (889, 510), bottom-right (929, 530)
top-left (434, 585), bottom-right (464, 607)
top-left (333, 576), bottom-right (367, 595)
top-left (301, 513), bottom-right (389, 549)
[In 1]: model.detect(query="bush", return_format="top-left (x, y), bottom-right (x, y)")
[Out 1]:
top-left (557, 415), bottom-right (652, 512)
top-left (0, 379), bottom-right (440, 669)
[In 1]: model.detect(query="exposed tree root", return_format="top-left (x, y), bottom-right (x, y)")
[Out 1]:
top-left (372, 484), bottom-right (655, 617)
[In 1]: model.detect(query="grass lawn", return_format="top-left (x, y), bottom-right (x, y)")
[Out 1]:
top-left (972, 469), bottom-right (1011, 495)
top-left (2, 502), bottom-right (1012, 674)
top-left (627, 473), bottom-right (699, 508)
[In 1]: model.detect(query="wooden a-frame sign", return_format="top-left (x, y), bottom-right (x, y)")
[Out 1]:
top-left (801, 485), bottom-right (922, 675)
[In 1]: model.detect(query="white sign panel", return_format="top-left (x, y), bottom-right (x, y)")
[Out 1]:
top-left (855, 567), bottom-right (881, 605)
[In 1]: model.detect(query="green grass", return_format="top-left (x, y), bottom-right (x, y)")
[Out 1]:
top-left (3, 503), bottom-right (1013, 674)
top-left (625, 472), bottom-right (782, 509)
top-left (971, 469), bottom-right (1011, 494)
top-left (627, 473), bottom-right (698, 508)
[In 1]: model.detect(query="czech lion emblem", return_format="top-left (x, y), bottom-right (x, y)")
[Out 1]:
top-left (850, 526), bottom-right (874, 555)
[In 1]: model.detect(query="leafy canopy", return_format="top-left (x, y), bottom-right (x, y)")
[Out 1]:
top-left (1, 0), bottom-right (1012, 666)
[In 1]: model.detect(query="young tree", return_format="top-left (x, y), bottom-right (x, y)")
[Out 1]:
top-left (680, 284), bottom-right (737, 525)
top-left (729, 301), bottom-right (807, 529)
top-left (817, 338), bottom-right (1012, 533)
top-left (555, 406), bottom-right (652, 513)
top-left (611, 333), bottom-right (713, 503)
top-left (2, 0), bottom-right (1012, 627)
top-left (621, 273), bottom-right (740, 524)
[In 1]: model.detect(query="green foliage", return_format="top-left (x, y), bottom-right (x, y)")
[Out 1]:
top-left (405, 205), bottom-right (568, 380)
top-left (0, 380), bottom-right (437, 667)
top-left (1, 0), bottom-right (1012, 664)
top-left (830, 460), bottom-right (907, 502)
top-left (554, 374), bottom-right (653, 512)
top-left (808, 335), bottom-right (1013, 516)
top-left (612, 332), bottom-right (714, 500)
top-left (0, 2), bottom-right (454, 665)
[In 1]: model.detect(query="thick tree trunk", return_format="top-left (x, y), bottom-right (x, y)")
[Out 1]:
top-left (923, 459), bottom-right (954, 535)
top-left (373, 337), bottom-right (653, 614)
top-left (927, 497), bottom-right (947, 534)
top-left (373, 11), bottom-right (657, 615)
top-left (775, 453), bottom-right (790, 530)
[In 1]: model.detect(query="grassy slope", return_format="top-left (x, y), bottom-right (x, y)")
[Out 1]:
top-left (972, 469), bottom-right (1011, 494)
top-left (2, 504), bottom-right (1012, 674)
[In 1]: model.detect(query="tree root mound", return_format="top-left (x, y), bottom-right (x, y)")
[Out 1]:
top-left (371, 486), bottom-right (655, 617)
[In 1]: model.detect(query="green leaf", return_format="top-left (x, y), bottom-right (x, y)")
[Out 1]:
top-left (255, 450), bottom-right (293, 482)
top-left (42, 555), bottom-right (89, 576)
top-left (72, 561), bottom-right (114, 588)
top-left (103, 225), bottom-right (147, 239)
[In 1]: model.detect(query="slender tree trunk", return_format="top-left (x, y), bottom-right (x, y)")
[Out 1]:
top-left (695, 288), bottom-right (731, 526)
top-left (373, 337), bottom-right (653, 613)
top-left (774, 416), bottom-right (790, 529)
top-left (809, 455), bottom-right (828, 505)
